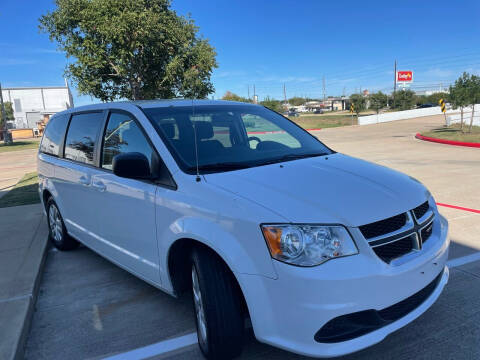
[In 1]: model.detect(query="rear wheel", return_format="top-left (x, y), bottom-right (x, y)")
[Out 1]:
top-left (191, 247), bottom-right (244, 359)
top-left (47, 198), bottom-right (79, 251)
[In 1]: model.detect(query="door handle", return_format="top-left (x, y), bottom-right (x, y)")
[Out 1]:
top-left (79, 176), bottom-right (90, 186)
top-left (92, 180), bottom-right (106, 192)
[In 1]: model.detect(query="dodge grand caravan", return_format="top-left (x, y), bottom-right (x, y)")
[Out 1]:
top-left (38, 100), bottom-right (449, 359)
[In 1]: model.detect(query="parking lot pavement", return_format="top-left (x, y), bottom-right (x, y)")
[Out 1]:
top-left (25, 115), bottom-right (480, 359)
top-left (0, 149), bottom-right (38, 198)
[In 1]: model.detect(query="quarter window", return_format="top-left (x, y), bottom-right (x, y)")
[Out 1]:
top-left (40, 114), bottom-right (69, 156)
top-left (241, 114), bottom-right (301, 149)
top-left (64, 112), bottom-right (103, 165)
top-left (101, 112), bottom-right (154, 170)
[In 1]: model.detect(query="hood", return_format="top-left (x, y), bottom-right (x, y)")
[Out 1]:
top-left (204, 153), bottom-right (429, 227)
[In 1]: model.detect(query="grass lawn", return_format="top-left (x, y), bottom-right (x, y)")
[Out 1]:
top-left (421, 124), bottom-right (480, 143)
top-left (0, 139), bottom-right (40, 153)
top-left (0, 172), bottom-right (40, 208)
top-left (289, 114), bottom-right (358, 129)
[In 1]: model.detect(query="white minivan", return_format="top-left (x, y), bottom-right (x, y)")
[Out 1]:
top-left (38, 100), bottom-right (449, 359)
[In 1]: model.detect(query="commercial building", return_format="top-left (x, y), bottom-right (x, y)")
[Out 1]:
top-left (1, 82), bottom-right (73, 130)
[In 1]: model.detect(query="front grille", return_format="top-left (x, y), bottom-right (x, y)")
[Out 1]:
top-left (372, 235), bottom-right (414, 263)
top-left (361, 200), bottom-right (435, 264)
top-left (314, 271), bottom-right (443, 343)
top-left (359, 213), bottom-right (407, 239)
top-left (413, 201), bottom-right (429, 220)
top-left (421, 222), bottom-right (433, 244)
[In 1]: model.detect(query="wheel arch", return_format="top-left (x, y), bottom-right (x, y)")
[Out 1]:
top-left (166, 237), bottom-right (250, 317)
top-left (42, 189), bottom-right (53, 211)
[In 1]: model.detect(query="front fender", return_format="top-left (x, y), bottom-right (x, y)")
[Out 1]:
top-left (158, 216), bottom-right (278, 293)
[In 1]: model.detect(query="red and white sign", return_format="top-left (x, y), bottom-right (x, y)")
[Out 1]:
top-left (397, 71), bottom-right (413, 82)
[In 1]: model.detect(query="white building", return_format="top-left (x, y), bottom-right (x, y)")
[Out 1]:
top-left (1, 82), bottom-right (73, 129)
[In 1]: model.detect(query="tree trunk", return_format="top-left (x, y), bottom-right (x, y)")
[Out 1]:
top-left (469, 104), bottom-right (475, 133)
top-left (129, 79), bottom-right (142, 100)
top-left (460, 107), bottom-right (464, 131)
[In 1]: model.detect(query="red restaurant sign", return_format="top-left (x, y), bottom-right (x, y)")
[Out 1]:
top-left (397, 71), bottom-right (413, 82)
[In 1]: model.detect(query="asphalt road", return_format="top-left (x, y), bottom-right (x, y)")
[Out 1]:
top-left (25, 115), bottom-right (480, 360)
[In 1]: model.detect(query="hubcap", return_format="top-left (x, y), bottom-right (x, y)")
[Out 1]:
top-left (192, 266), bottom-right (207, 343)
top-left (48, 205), bottom-right (63, 243)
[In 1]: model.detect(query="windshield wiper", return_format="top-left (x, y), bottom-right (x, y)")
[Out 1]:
top-left (259, 152), bottom-right (328, 165)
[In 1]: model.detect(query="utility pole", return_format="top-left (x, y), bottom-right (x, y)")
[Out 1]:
top-left (253, 84), bottom-right (256, 104)
top-left (393, 59), bottom-right (397, 109)
top-left (322, 76), bottom-right (326, 103)
top-left (247, 85), bottom-right (250, 100)
top-left (283, 83), bottom-right (287, 110)
top-left (0, 83), bottom-right (12, 144)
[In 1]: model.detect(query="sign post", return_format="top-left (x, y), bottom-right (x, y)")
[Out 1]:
top-left (350, 104), bottom-right (354, 125)
top-left (439, 98), bottom-right (448, 126)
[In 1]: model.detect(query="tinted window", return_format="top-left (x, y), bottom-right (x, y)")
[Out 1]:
top-left (40, 114), bottom-right (69, 156)
top-left (64, 112), bottom-right (104, 165)
top-left (101, 112), bottom-right (154, 170)
top-left (144, 105), bottom-right (332, 174)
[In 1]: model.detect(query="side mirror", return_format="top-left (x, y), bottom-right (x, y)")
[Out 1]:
top-left (112, 152), bottom-right (151, 179)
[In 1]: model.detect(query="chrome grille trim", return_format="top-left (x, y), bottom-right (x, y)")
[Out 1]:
top-left (362, 202), bottom-right (435, 263)
top-left (366, 212), bottom-right (415, 245)
top-left (413, 208), bottom-right (434, 225)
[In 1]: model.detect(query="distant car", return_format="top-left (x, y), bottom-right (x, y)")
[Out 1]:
top-left (287, 111), bottom-right (299, 117)
top-left (418, 103), bottom-right (435, 109)
top-left (313, 109), bottom-right (323, 114)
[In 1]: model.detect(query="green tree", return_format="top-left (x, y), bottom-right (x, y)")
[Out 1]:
top-left (349, 93), bottom-right (366, 116)
top-left (465, 74), bottom-right (480, 132)
top-left (369, 91), bottom-right (387, 114)
top-left (288, 97), bottom-right (307, 106)
top-left (260, 97), bottom-right (284, 113)
top-left (449, 73), bottom-right (470, 130)
top-left (1, 102), bottom-right (14, 129)
top-left (426, 92), bottom-right (449, 104)
top-left (39, 0), bottom-right (217, 101)
top-left (394, 89), bottom-right (416, 110)
top-left (221, 91), bottom-right (250, 103)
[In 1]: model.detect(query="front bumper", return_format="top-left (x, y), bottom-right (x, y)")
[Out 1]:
top-left (238, 214), bottom-right (450, 358)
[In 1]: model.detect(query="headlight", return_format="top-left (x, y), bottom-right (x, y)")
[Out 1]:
top-left (261, 224), bottom-right (358, 266)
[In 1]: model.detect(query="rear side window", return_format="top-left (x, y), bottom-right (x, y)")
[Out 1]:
top-left (64, 112), bottom-right (104, 165)
top-left (40, 114), bottom-right (69, 156)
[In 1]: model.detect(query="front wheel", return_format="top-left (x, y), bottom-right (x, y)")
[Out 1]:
top-left (191, 247), bottom-right (244, 359)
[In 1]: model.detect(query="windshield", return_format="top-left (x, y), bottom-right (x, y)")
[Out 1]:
top-left (143, 104), bottom-right (333, 174)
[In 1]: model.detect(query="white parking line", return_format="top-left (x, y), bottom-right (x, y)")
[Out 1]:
top-left (103, 251), bottom-right (480, 360)
top-left (103, 332), bottom-right (197, 360)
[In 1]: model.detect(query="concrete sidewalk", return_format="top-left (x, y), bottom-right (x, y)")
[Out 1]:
top-left (0, 149), bottom-right (38, 199)
top-left (0, 204), bottom-right (49, 360)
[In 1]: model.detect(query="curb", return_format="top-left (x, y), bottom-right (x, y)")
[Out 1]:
top-left (15, 217), bottom-right (49, 360)
top-left (415, 133), bottom-right (480, 148)
top-left (1, 213), bottom-right (49, 360)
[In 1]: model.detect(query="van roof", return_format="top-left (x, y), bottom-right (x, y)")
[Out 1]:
top-left (60, 99), bottom-right (259, 114)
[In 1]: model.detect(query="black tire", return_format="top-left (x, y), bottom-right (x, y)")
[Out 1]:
top-left (191, 247), bottom-right (244, 359)
top-left (46, 197), bottom-right (79, 251)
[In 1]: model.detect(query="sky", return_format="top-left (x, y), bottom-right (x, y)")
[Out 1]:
top-left (1, 0), bottom-right (480, 106)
